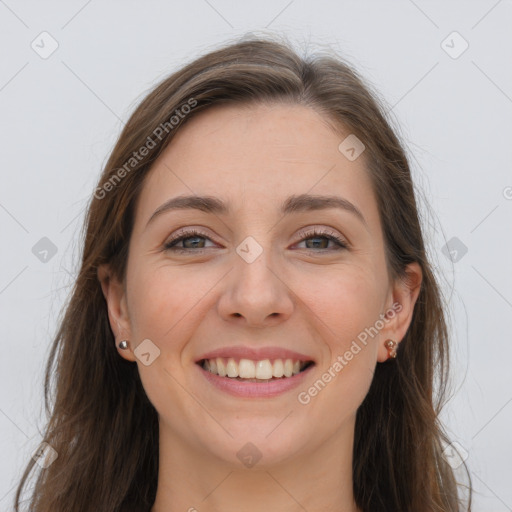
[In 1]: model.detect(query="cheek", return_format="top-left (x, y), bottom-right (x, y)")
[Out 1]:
top-left (296, 264), bottom-right (384, 350)
top-left (127, 274), bottom-right (173, 340)
top-left (296, 271), bottom-right (380, 423)
top-left (127, 263), bottom-right (208, 342)
top-left (294, 265), bottom-right (383, 407)
top-left (126, 267), bottom-right (199, 408)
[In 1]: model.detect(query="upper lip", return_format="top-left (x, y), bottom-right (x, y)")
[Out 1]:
top-left (196, 346), bottom-right (315, 363)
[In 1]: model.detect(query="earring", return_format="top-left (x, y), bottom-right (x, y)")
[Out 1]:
top-left (384, 339), bottom-right (398, 359)
top-left (115, 319), bottom-right (129, 350)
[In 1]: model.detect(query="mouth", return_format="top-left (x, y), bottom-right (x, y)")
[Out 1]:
top-left (196, 357), bottom-right (315, 382)
top-left (195, 355), bottom-right (316, 398)
top-left (194, 346), bottom-right (317, 397)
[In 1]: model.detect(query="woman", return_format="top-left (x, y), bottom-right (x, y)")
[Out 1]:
top-left (14, 35), bottom-right (471, 511)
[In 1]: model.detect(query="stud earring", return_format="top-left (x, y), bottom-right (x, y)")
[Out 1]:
top-left (384, 339), bottom-right (398, 359)
top-left (115, 318), bottom-right (130, 351)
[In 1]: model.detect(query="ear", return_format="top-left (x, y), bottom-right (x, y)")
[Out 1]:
top-left (97, 263), bottom-right (136, 362)
top-left (377, 262), bottom-right (423, 362)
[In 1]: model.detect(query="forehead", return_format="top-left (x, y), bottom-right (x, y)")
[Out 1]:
top-left (134, 102), bottom-right (378, 229)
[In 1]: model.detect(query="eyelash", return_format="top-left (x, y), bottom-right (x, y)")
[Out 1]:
top-left (163, 228), bottom-right (349, 254)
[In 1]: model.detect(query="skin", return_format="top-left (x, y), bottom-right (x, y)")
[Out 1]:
top-left (98, 103), bottom-right (422, 512)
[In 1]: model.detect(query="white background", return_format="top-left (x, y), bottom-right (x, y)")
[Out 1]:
top-left (1, 1), bottom-right (511, 510)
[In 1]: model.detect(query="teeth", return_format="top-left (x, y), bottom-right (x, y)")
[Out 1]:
top-left (272, 359), bottom-right (284, 378)
top-left (201, 357), bottom-right (311, 379)
top-left (255, 360), bottom-right (273, 379)
top-left (284, 359), bottom-right (293, 378)
top-left (239, 359), bottom-right (256, 378)
top-left (217, 358), bottom-right (227, 377)
top-left (226, 358), bottom-right (238, 378)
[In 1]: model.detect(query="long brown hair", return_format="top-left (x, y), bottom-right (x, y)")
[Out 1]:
top-left (14, 34), bottom-right (471, 512)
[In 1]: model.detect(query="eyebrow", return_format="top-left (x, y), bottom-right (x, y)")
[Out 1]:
top-left (145, 193), bottom-right (368, 229)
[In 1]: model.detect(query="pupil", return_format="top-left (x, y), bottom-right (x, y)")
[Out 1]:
top-left (306, 237), bottom-right (327, 249)
top-left (184, 236), bottom-right (204, 248)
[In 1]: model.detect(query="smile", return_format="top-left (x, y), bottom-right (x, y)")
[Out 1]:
top-left (200, 357), bottom-right (314, 380)
top-left (196, 358), bottom-right (316, 398)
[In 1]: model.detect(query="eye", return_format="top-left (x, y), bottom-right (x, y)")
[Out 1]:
top-left (163, 229), bottom-right (217, 253)
top-left (295, 228), bottom-right (349, 251)
top-left (163, 227), bottom-right (349, 254)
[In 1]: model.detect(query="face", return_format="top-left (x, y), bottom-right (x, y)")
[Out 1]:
top-left (100, 103), bottom-right (420, 469)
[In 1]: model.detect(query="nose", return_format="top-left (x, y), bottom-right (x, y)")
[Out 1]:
top-left (216, 245), bottom-right (294, 327)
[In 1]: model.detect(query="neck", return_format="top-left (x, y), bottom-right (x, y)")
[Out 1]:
top-left (151, 417), bottom-right (360, 512)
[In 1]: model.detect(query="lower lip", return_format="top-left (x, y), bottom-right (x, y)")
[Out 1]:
top-left (197, 363), bottom-right (315, 398)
